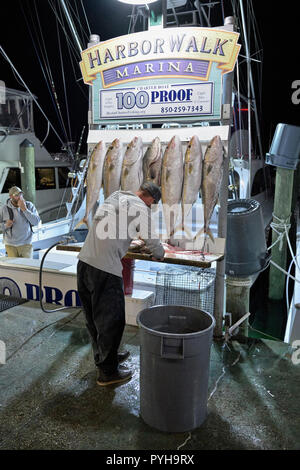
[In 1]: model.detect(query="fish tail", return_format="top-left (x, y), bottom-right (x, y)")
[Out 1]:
top-left (193, 227), bottom-right (204, 241)
top-left (74, 218), bottom-right (89, 230)
top-left (206, 227), bottom-right (215, 243)
top-left (180, 221), bottom-right (193, 239)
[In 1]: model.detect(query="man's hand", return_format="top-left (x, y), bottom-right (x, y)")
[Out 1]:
top-left (5, 220), bottom-right (13, 228)
top-left (17, 195), bottom-right (27, 212)
top-left (151, 256), bottom-right (164, 261)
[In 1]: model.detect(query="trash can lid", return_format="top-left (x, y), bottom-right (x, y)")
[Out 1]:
top-left (136, 304), bottom-right (215, 338)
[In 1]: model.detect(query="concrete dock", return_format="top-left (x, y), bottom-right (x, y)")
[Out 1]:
top-left (0, 299), bottom-right (299, 451)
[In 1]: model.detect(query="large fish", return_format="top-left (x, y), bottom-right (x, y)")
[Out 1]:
top-left (161, 135), bottom-right (184, 238)
top-left (181, 135), bottom-right (203, 235)
top-left (103, 138), bottom-right (123, 199)
top-left (75, 140), bottom-right (106, 229)
top-left (197, 135), bottom-right (224, 243)
top-left (142, 137), bottom-right (162, 186)
top-left (121, 136), bottom-right (144, 192)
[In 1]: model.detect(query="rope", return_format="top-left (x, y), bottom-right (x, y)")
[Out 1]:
top-left (269, 213), bottom-right (291, 251)
top-left (225, 277), bottom-right (252, 288)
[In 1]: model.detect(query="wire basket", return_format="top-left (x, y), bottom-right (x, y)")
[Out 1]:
top-left (154, 267), bottom-right (215, 315)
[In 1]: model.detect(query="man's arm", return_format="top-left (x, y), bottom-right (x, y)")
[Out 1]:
top-left (18, 197), bottom-right (41, 226)
top-left (0, 206), bottom-right (13, 232)
top-left (136, 205), bottom-right (165, 260)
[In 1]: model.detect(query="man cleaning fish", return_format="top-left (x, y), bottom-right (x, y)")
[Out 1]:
top-left (76, 133), bottom-right (224, 386)
top-left (77, 180), bottom-right (164, 386)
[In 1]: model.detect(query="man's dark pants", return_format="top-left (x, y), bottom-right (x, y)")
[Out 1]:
top-left (77, 260), bottom-right (125, 374)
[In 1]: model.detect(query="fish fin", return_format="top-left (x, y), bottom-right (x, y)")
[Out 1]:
top-left (74, 218), bottom-right (89, 230)
top-left (150, 167), bottom-right (156, 179)
top-left (206, 164), bottom-right (213, 174)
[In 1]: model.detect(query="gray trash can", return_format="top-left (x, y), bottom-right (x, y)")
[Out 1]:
top-left (136, 305), bottom-right (215, 433)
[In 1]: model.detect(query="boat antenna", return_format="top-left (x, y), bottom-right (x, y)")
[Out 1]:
top-left (0, 44), bottom-right (73, 160)
top-left (59, 0), bottom-right (83, 55)
top-left (238, 0), bottom-right (264, 187)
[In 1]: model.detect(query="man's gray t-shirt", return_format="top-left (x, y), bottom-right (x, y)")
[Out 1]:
top-left (78, 190), bottom-right (164, 278)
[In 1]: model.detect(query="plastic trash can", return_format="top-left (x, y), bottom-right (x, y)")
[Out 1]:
top-left (136, 305), bottom-right (215, 432)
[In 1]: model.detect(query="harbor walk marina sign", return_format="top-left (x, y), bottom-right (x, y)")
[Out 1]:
top-left (80, 27), bottom-right (240, 123)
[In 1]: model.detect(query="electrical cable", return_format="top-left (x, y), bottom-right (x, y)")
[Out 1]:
top-left (6, 308), bottom-right (82, 362)
top-left (18, 1), bottom-right (70, 146)
top-left (38, 237), bottom-right (76, 313)
top-left (0, 44), bottom-right (68, 154)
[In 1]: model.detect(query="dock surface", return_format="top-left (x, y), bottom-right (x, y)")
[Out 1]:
top-left (0, 300), bottom-right (299, 451)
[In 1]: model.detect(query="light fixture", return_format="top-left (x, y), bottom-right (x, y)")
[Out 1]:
top-left (117, 0), bottom-right (159, 5)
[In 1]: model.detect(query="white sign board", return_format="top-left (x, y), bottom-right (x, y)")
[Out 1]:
top-left (99, 82), bottom-right (214, 120)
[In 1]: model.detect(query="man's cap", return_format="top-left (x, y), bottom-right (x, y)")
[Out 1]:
top-left (9, 186), bottom-right (23, 197)
top-left (140, 182), bottom-right (161, 204)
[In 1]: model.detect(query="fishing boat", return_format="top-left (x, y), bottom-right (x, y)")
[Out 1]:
top-left (0, 0), bottom-right (277, 332)
top-left (0, 87), bottom-right (86, 254)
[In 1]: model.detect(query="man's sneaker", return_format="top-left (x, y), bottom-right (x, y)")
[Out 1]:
top-left (97, 366), bottom-right (132, 386)
top-left (117, 350), bottom-right (130, 363)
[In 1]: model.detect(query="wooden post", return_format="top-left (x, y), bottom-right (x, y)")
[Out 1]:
top-left (20, 139), bottom-right (36, 205)
top-left (226, 276), bottom-right (252, 336)
top-left (268, 167), bottom-right (295, 300)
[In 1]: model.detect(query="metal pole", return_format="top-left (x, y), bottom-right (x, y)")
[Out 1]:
top-left (213, 16), bottom-right (235, 338)
top-left (239, 0), bottom-right (264, 162)
top-left (59, 0), bottom-right (83, 54)
top-left (239, 0), bottom-right (251, 196)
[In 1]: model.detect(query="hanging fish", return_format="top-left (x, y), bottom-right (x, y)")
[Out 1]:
top-left (103, 138), bottom-right (123, 199)
top-left (121, 136), bottom-right (144, 193)
top-left (161, 135), bottom-right (184, 239)
top-left (75, 140), bottom-right (106, 229)
top-left (142, 137), bottom-right (162, 186)
top-left (196, 135), bottom-right (224, 243)
top-left (181, 135), bottom-right (203, 236)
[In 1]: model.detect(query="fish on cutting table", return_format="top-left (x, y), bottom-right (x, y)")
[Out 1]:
top-left (181, 135), bottom-right (203, 237)
top-left (121, 136), bottom-right (144, 193)
top-left (142, 137), bottom-right (162, 186)
top-left (195, 135), bottom-right (224, 245)
top-left (103, 138), bottom-right (123, 199)
top-left (161, 135), bottom-right (184, 239)
top-left (75, 140), bottom-right (106, 229)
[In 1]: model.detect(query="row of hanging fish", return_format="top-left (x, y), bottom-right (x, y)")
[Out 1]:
top-left (76, 134), bottom-right (225, 242)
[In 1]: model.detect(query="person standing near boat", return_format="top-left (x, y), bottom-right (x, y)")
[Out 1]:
top-left (0, 186), bottom-right (40, 258)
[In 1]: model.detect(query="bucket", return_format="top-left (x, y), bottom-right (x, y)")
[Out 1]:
top-left (266, 123), bottom-right (300, 169)
top-left (137, 305), bottom-right (215, 432)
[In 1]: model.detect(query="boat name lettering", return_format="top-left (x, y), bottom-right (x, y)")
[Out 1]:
top-left (80, 28), bottom-right (241, 87)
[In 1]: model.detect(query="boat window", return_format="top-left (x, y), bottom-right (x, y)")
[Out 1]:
top-left (251, 169), bottom-right (266, 196)
top-left (0, 95), bottom-right (32, 132)
top-left (35, 167), bottom-right (56, 190)
top-left (2, 168), bottom-right (22, 193)
top-left (57, 167), bottom-right (70, 188)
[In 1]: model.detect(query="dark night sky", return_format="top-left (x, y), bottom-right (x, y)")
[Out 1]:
top-left (1, 0), bottom-right (299, 155)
